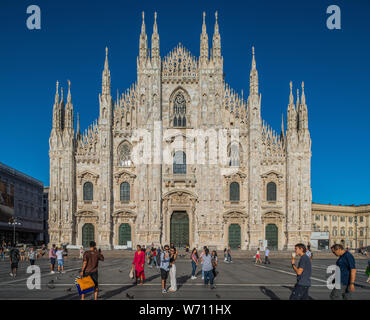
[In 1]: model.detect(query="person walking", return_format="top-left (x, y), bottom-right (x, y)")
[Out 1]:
top-left (290, 243), bottom-right (312, 300)
top-left (156, 246), bottom-right (161, 268)
top-left (330, 244), bottom-right (356, 300)
top-left (211, 250), bottom-right (218, 278)
top-left (190, 248), bottom-right (198, 279)
top-left (264, 247), bottom-right (270, 264)
top-left (20, 247), bottom-right (25, 261)
top-left (56, 246), bottom-right (65, 273)
top-left (0, 246), bottom-right (4, 261)
top-left (79, 247), bottom-right (84, 259)
top-left (80, 241), bottom-right (104, 300)
top-left (223, 248), bottom-right (227, 262)
top-left (49, 244), bottom-right (56, 274)
top-left (202, 248), bottom-right (215, 289)
top-left (9, 245), bottom-right (20, 279)
top-left (306, 245), bottom-right (313, 261)
top-left (168, 247), bottom-right (177, 292)
top-left (200, 246), bottom-right (207, 279)
top-left (150, 246), bottom-right (158, 268)
top-left (145, 246), bottom-right (151, 265)
top-left (255, 248), bottom-right (263, 264)
top-left (29, 247), bottom-right (37, 266)
top-left (132, 245), bottom-right (145, 285)
top-left (227, 246), bottom-right (232, 263)
top-left (160, 245), bottom-right (171, 293)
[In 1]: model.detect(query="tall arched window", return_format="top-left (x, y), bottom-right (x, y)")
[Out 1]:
top-left (173, 151), bottom-right (186, 174)
top-left (267, 182), bottom-right (277, 202)
top-left (83, 182), bottom-right (93, 201)
top-left (118, 142), bottom-right (131, 167)
top-left (230, 182), bottom-right (240, 202)
top-left (173, 93), bottom-right (186, 127)
top-left (120, 182), bottom-right (130, 202)
top-left (229, 143), bottom-right (240, 167)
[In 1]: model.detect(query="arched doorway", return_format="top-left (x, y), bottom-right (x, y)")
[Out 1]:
top-left (119, 223), bottom-right (131, 245)
top-left (170, 211), bottom-right (189, 248)
top-left (228, 224), bottom-right (241, 249)
top-left (82, 223), bottom-right (95, 248)
top-left (265, 224), bottom-right (278, 250)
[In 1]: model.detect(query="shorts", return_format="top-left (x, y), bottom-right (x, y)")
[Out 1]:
top-left (57, 259), bottom-right (64, 267)
top-left (84, 271), bottom-right (99, 288)
top-left (160, 268), bottom-right (169, 280)
top-left (50, 258), bottom-right (56, 265)
top-left (11, 262), bottom-right (18, 270)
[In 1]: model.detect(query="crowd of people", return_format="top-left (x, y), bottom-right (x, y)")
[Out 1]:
top-left (130, 243), bottom-right (220, 293)
top-left (1, 239), bottom-right (369, 300)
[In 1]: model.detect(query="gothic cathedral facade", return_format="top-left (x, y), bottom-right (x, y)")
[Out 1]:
top-left (48, 12), bottom-right (312, 250)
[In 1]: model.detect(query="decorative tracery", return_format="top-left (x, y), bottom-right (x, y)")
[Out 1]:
top-left (173, 93), bottom-right (186, 127)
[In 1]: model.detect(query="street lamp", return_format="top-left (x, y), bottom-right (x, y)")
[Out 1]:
top-left (8, 218), bottom-right (21, 246)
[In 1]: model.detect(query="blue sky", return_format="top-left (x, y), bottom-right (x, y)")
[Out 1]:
top-left (0, 0), bottom-right (369, 205)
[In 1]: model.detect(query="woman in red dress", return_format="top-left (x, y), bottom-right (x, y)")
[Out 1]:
top-left (132, 245), bottom-right (145, 285)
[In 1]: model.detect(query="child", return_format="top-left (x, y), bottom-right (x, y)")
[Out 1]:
top-left (55, 247), bottom-right (65, 273)
top-left (29, 247), bottom-right (37, 265)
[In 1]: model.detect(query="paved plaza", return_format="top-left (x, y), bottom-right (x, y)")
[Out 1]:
top-left (0, 254), bottom-right (369, 300)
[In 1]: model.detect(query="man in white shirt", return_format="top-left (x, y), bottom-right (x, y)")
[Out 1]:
top-left (264, 247), bottom-right (270, 264)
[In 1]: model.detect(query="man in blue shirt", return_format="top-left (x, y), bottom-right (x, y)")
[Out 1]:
top-left (330, 244), bottom-right (356, 300)
top-left (290, 243), bottom-right (312, 300)
top-left (160, 245), bottom-right (170, 293)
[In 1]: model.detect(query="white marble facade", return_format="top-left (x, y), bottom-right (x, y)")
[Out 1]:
top-left (48, 12), bottom-right (312, 250)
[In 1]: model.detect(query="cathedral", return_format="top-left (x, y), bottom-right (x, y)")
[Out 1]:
top-left (48, 12), bottom-right (312, 250)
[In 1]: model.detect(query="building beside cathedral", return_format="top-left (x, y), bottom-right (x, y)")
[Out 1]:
top-left (48, 12), bottom-right (313, 250)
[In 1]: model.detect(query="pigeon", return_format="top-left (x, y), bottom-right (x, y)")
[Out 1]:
top-left (66, 287), bottom-right (72, 292)
top-left (216, 294), bottom-right (221, 299)
top-left (126, 293), bottom-right (134, 300)
top-left (118, 269), bottom-right (123, 273)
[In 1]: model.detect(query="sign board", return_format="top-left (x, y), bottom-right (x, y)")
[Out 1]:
top-left (310, 232), bottom-right (329, 240)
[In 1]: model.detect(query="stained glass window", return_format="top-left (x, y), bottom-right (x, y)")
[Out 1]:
top-left (120, 182), bottom-right (130, 202)
top-left (267, 182), bottom-right (277, 201)
top-left (230, 182), bottom-right (240, 201)
top-left (83, 182), bottom-right (93, 201)
top-left (173, 93), bottom-right (186, 127)
top-left (173, 151), bottom-right (186, 174)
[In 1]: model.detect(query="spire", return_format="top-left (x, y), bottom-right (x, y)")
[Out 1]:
top-left (212, 11), bottom-right (222, 64)
top-left (200, 11), bottom-right (209, 64)
top-left (52, 81), bottom-right (62, 130)
top-left (77, 113), bottom-right (80, 134)
top-left (55, 80), bottom-right (59, 104)
top-left (289, 81), bottom-right (294, 105)
top-left (104, 47), bottom-right (109, 71)
top-left (139, 11), bottom-right (148, 63)
top-left (249, 46), bottom-right (259, 96)
top-left (287, 82), bottom-right (297, 133)
top-left (67, 79), bottom-right (71, 103)
top-left (296, 88), bottom-right (300, 110)
top-left (301, 81), bottom-right (306, 106)
top-left (102, 47), bottom-right (111, 97)
top-left (64, 80), bottom-right (74, 131)
top-left (151, 11), bottom-right (160, 63)
top-left (153, 11), bottom-right (158, 34)
top-left (141, 11), bottom-right (146, 33)
top-left (281, 113), bottom-right (284, 135)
